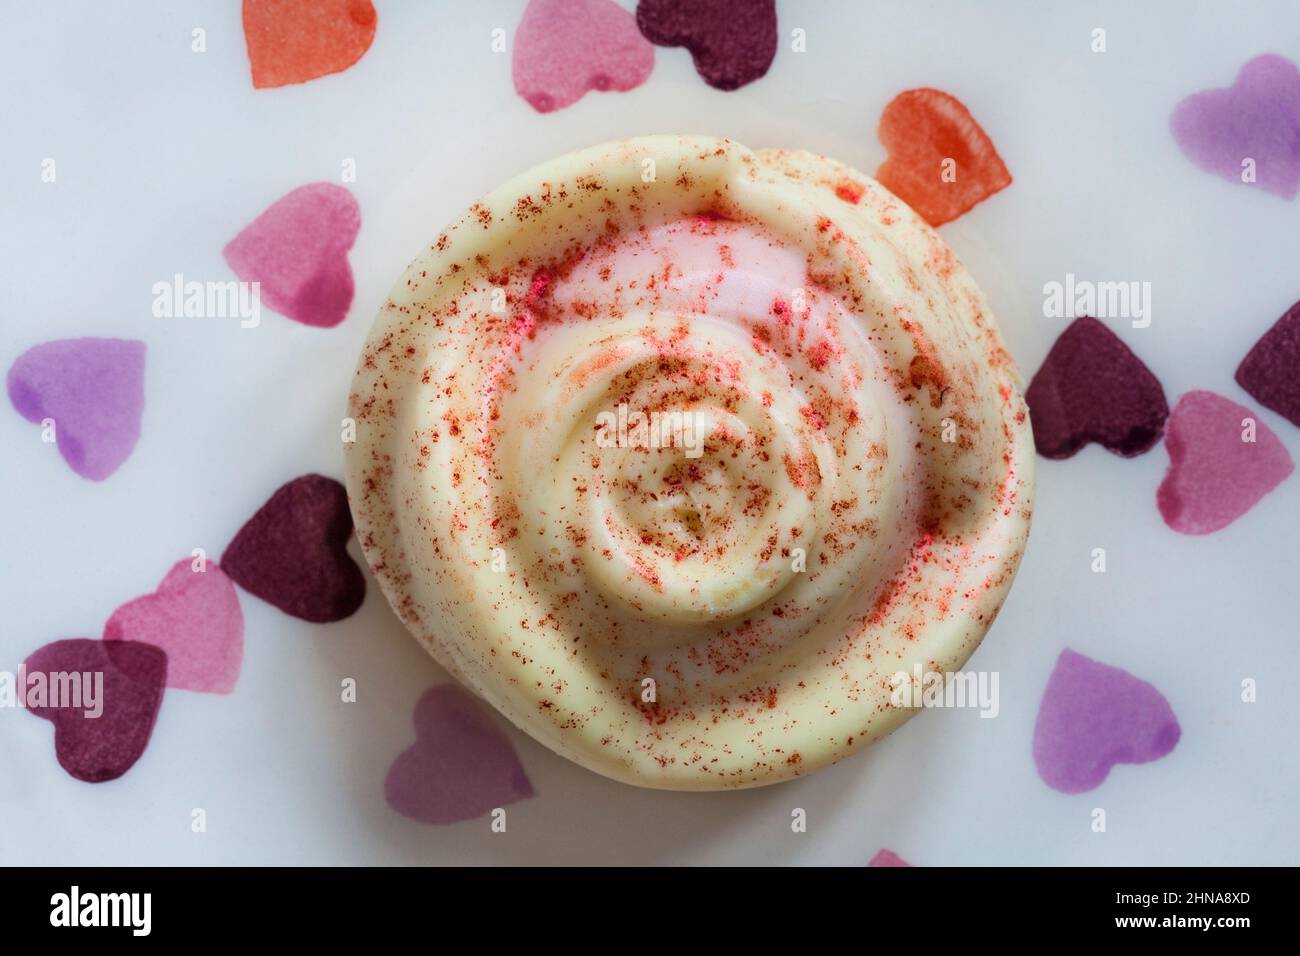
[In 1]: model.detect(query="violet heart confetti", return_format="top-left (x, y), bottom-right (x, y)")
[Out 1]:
top-left (1033, 649), bottom-right (1180, 795)
top-left (21, 638), bottom-right (167, 784)
top-left (221, 474), bottom-right (365, 623)
top-left (103, 558), bottom-right (244, 694)
top-left (636, 0), bottom-right (777, 92)
top-left (1156, 390), bottom-right (1294, 535)
top-left (513, 0), bottom-right (655, 113)
top-left (1025, 316), bottom-right (1169, 459)
top-left (223, 183), bottom-right (360, 328)
top-left (867, 849), bottom-right (913, 867)
top-left (1236, 299), bottom-right (1300, 430)
top-left (6, 337), bottom-right (145, 481)
top-left (1171, 53), bottom-right (1300, 200)
top-left (385, 684), bottom-right (534, 825)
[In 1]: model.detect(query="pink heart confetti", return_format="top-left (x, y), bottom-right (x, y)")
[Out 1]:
top-left (22, 638), bottom-right (167, 783)
top-left (1236, 299), bottom-right (1300, 430)
top-left (1156, 390), bottom-right (1294, 535)
top-left (1033, 649), bottom-right (1180, 795)
top-left (636, 0), bottom-right (777, 91)
top-left (6, 338), bottom-right (145, 481)
top-left (223, 183), bottom-right (360, 328)
top-left (1171, 53), bottom-right (1300, 200)
top-left (513, 0), bottom-right (655, 113)
top-left (867, 849), bottom-right (913, 867)
top-left (385, 685), bottom-right (534, 825)
top-left (221, 474), bottom-right (365, 623)
top-left (1025, 317), bottom-right (1169, 459)
top-left (103, 559), bottom-right (244, 694)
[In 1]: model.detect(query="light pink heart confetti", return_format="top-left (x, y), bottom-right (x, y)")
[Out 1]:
top-left (1033, 649), bottom-right (1180, 795)
top-left (103, 558), bottom-right (244, 694)
top-left (385, 685), bottom-right (534, 825)
top-left (1157, 390), bottom-right (1294, 535)
top-left (223, 183), bottom-right (360, 328)
top-left (867, 849), bottom-right (912, 867)
top-left (513, 0), bottom-right (655, 113)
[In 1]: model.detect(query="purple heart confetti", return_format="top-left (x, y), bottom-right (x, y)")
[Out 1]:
top-left (1157, 390), bottom-right (1294, 535)
top-left (6, 337), bottom-right (145, 481)
top-left (221, 474), bottom-right (365, 623)
top-left (513, 0), bottom-right (655, 113)
top-left (103, 558), bottom-right (244, 694)
top-left (1236, 298), bottom-right (1300, 430)
top-left (223, 182), bottom-right (360, 328)
top-left (1033, 649), bottom-right (1180, 795)
top-left (21, 638), bottom-right (167, 783)
top-left (1025, 316), bottom-right (1169, 459)
top-left (385, 684), bottom-right (534, 825)
top-left (1171, 53), bottom-right (1300, 200)
top-left (636, 0), bottom-right (777, 92)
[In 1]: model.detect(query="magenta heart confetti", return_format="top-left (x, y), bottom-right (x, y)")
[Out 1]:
top-left (385, 684), bottom-right (534, 825)
top-left (1236, 299), bottom-right (1300, 430)
top-left (867, 849), bottom-right (912, 867)
top-left (636, 0), bottom-right (777, 91)
top-left (103, 558), bottom-right (244, 694)
top-left (1025, 316), bottom-right (1169, 459)
top-left (22, 638), bottom-right (167, 783)
top-left (6, 337), bottom-right (145, 481)
top-left (513, 0), bottom-right (655, 113)
top-left (1033, 649), bottom-right (1180, 795)
top-left (223, 183), bottom-right (360, 328)
top-left (221, 474), bottom-right (365, 623)
top-left (1156, 390), bottom-right (1294, 535)
top-left (1171, 54), bottom-right (1300, 200)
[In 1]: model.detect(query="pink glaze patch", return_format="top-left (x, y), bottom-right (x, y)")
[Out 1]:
top-left (867, 849), bottom-right (912, 867)
top-left (1236, 299), bottom-right (1300, 430)
top-left (1033, 649), bottom-right (1180, 795)
top-left (223, 183), bottom-right (360, 328)
top-left (513, 0), bottom-right (655, 113)
top-left (221, 474), bottom-right (365, 623)
top-left (6, 338), bottom-right (145, 481)
top-left (103, 559), bottom-right (244, 694)
top-left (385, 685), bottom-right (534, 825)
top-left (1025, 317), bottom-right (1169, 459)
top-left (636, 0), bottom-right (777, 91)
top-left (1156, 390), bottom-right (1294, 535)
top-left (23, 639), bottom-right (167, 783)
top-left (1171, 54), bottom-right (1300, 200)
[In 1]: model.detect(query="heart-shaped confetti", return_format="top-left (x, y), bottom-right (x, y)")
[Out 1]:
top-left (385, 685), bottom-right (534, 825)
top-left (1025, 316), bottom-right (1169, 459)
top-left (221, 474), bottom-right (365, 623)
top-left (1156, 390), bottom-right (1294, 535)
top-left (1033, 649), bottom-right (1180, 795)
top-left (1171, 54), bottom-right (1300, 200)
top-left (22, 638), bottom-right (167, 783)
top-left (1236, 299), bottom-right (1300, 430)
top-left (6, 338), bottom-right (145, 481)
top-left (876, 87), bottom-right (1012, 227)
top-left (242, 0), bottom-right (377, 90)
top-left (636, 0), bottom-right (777, 91)
top-left (867, 849), bottom-right (912, 867)
top-left (223, 183), bottom-right (360, 329)
top-left (513, 0), bottom-right (655, 113)
top-left (103, 559), bottom-right (244, 694)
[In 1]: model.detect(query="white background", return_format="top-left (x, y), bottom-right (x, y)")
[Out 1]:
top-left (1, 0), bottom-right (1297, 865)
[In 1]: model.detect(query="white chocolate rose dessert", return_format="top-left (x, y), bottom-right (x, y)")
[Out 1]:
top-left (346, 136), bottom-right (1033, 790)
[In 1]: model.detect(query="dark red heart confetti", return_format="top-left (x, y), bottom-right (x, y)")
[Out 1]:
top-left (1025, 316), bottom-right (1170, 459)
top-left (1236, 299), bottom-right (1300, 430)
top-left (636, 0), bottom-right (777, 91)
top-left (221, 474), bottom-right (365, 623)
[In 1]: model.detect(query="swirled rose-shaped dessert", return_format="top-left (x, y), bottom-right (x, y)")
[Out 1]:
top-left (346, 136), bottom-right (1033, 790)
